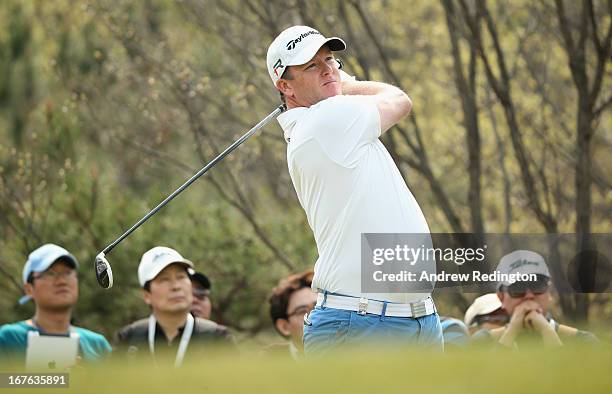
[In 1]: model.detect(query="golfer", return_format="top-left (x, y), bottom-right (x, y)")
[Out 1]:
top-left (267, 25), bottom-right (442, 354)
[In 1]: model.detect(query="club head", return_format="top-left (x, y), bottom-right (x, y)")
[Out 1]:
top-left (95, 252), bottom-right (114, 289)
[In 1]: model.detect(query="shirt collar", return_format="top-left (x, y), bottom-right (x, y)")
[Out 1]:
top-left (277, 107), bottom-right (308, 143)
top-left (155, 321), bottom-right (187, 344)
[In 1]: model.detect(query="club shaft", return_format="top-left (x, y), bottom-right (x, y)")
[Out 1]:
top-left (101, 105), bottom-right (285, 255)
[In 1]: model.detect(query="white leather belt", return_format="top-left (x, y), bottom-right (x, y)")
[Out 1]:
top-left (316, 293), bottom-right (435, 318)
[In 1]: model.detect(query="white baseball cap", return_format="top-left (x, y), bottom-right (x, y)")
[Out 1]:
top-left (495, 249), bottom-right (551, 289)
top-left (266, 25), bottom-right (346, 85)
top-left (463, 293), bottom-right (503, 327)
top-left (138, 246), bottom-right (194, 287)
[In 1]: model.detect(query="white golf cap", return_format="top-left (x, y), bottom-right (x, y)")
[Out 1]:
top-left (495, 249), bottom-right (551, 290)
top-left (138, 246), bottom-right (194, 287)
top-left (266, 25), bottom-right (346, 85)
top-left (464, 293), bottom-right (502, 327)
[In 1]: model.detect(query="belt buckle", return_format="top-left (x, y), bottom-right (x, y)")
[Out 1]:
top-left (410, 301), bottom-right (428, 318)
top-left (358, 297), bottom-right (368, 315)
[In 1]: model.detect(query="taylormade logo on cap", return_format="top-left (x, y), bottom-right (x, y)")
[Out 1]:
top-left (266, 25), bottom-right (346, 85)
top-left (285, 30), bottom-right (321, 50)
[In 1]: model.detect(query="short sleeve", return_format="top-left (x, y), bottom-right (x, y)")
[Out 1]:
top-left (0, 324), bottom-right (27, 362)
top-left (306, 95), bottom-right (381, 167)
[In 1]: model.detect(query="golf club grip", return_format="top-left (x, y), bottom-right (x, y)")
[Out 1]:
top-left (101, 105), bottom-right (285, 255)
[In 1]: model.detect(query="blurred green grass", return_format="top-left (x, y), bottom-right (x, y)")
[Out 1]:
top-left (5, 345), bottom-right (612, 394)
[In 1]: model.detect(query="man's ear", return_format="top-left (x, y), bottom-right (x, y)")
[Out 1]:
top-left (546, 291), bottom-right (552, 303)
top-left (276, 79), bottom-right (294, 99)
top-left (274, 318), bottom-right (292, 337)
top-left (24, 283), bottom-right (34, 298)
top-left (142, 289), bottom-right (152, 306)
top-left (497, 291), bottom-right (505, 304)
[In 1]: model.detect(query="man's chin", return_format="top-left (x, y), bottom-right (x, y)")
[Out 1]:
top-left (44, 303), bottom-right (75, 313)
top-left (325, 85), bottom-right (342, 96)
top-left (164, 304), bottom-right (191, 314)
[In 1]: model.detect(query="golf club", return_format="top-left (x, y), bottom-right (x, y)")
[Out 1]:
top-left (94, 104), bottom-right (286, 288)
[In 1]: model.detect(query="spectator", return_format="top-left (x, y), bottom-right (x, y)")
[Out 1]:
top-left (267, 270), bottom-right (317, 360)
top-left (463, 293), bottom-right (508, 335)
top-left (477, 250), bottom-right (598, 349)
top-left (439, 316), bottom-right (470, 349)
top-left (115, 247), bottom-right (232, 366)
top-left (190, 271), bottom-right (212, 320)
top-left (0, 244), bottom-right (111, 365)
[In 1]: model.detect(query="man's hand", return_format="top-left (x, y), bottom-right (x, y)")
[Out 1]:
top-left (498, 301), bottom-right (563, 348)
top-left (524, 310), bottom-right (563, 347)
top-left (498, 300), bottom-right (542, 348)
top-left (524, 310), bottom-right (549, 331)
top-left (508, 300), bottom-right (542, 331)
top-left (339, 70), bottom-right (356, 82)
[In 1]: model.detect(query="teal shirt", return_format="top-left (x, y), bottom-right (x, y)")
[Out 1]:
top-left (0, 321), bottom-right (112, 364)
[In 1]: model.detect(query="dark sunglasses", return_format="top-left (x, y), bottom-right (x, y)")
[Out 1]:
top-left (504, 276), bottom-right (550, 298)
top-left (474, 313), bottom-right (509, 326)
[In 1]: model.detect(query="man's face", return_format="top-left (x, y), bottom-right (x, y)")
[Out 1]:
top-left (144, 263), bottom-right (193, 314)
top-left (190, 281), bottom-right (212, 320)
top-left (25, 260), bottom-right (78, 311)
top-left (498, 279), bottom-right (552, 316)
top-left (277, 287), bottom-right (317, 347)
top-left (278, 46), bottom-right (342, 107)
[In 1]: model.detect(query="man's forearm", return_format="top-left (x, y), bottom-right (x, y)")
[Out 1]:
top-left (497, 324), bottom-right (521, 348)
top-left (342, 80), bottom-right (405, 97)
top-left (341, 80), bottom-right (412, 132)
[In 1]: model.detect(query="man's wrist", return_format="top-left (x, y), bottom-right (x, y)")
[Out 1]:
top-left (500, 321), bottom-right (521, 342)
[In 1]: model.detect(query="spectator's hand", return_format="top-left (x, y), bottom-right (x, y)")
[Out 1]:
top-left (524, 310), bottom-right (549, 332)
top-left (508, 300), bottom-right (542, 331)
top-left (524, 310), bottom-right (563, 347)
top-left (498, 300), bottom-right (542, 348)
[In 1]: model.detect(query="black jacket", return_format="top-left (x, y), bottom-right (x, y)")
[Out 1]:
top-left (114, 316), bottom-right (234, 362)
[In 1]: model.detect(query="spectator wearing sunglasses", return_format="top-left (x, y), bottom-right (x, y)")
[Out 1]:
top-left (190, 271), bottom-right (212, 320)
top-left (266, 270), bottom-right (317, 360)
top-left (480, 250), bottom-right (597, 349)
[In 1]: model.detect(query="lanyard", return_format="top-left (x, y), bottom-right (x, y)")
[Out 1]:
top-left (148, 313), bottom-right (194, 367)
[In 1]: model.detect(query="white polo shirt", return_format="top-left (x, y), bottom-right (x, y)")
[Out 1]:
top-left (279, 95), bottom-right (432, 303)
